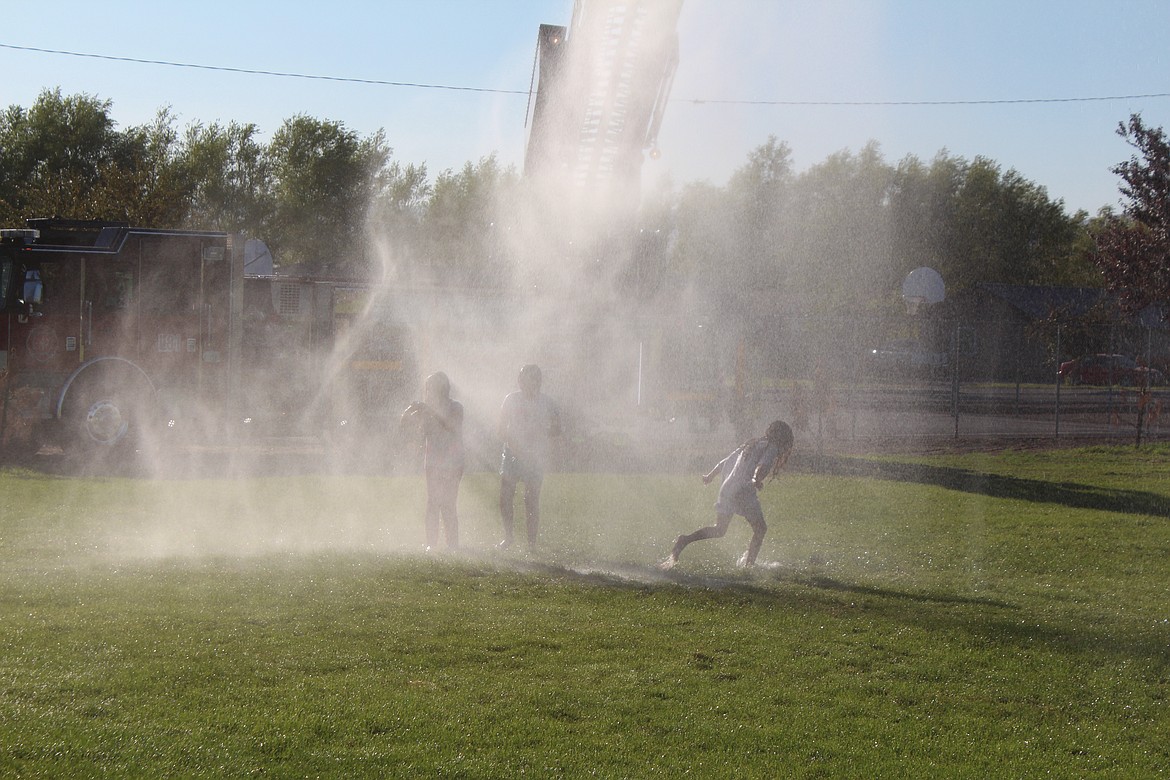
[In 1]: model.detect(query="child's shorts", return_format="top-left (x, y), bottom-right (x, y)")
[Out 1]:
top-left (501, 451), bottom-right (543, 483)
top-left (716, 483), bottom-right (762, 519)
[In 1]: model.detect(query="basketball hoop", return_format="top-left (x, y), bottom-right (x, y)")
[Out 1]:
top-left (902, 267), bottom-right (945, 315)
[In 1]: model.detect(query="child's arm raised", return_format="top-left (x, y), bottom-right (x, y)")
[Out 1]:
top-left (703, 452), bottom-right (731, 484)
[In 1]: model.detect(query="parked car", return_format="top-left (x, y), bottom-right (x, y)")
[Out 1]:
top-left (1058, 353), bottom-right (1164, 387)
top-left (866, 339), bottom-right (948, 376)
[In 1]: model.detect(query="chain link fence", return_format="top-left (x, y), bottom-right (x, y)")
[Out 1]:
top-left (645, 314), bottom-right (1169, 454)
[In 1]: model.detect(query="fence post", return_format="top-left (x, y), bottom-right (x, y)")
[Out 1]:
top-left (952, 319), bottom-right (960, 439)
top-left (1137, 324), bottom-right (1153, 447)
top-left (1054, 324), bottom-right (1061, 439)
top-left (1107, 323), bottom-right (1117, 431)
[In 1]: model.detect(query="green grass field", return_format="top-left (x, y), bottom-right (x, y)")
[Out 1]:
top-left (1, 446), bottom-right (1168, 777)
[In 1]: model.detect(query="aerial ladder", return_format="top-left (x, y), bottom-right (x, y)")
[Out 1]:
top-left (524, 0), bottom-right (683, 220)
top-left (519, 0), bottom-right (684, 416)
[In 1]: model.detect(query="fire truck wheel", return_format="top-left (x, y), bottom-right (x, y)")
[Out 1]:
top-left (66, 376), bottom-right (153, 454)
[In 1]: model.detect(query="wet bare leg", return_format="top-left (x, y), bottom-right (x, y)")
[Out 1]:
top-left (661, 513), bottom-right (733, 569)
top-left (498, 476), bottom-right (518, 547)
top-left (523, 475), bottom-right (543, 547)
top-left (739, 507), bottom-right (768, 567)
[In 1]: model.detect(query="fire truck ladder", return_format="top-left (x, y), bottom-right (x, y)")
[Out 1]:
top-left (525, 0), bottom-right (682, 201)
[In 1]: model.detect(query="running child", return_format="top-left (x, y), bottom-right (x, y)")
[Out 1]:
top-left (661, 420), bottom-right (793, 569)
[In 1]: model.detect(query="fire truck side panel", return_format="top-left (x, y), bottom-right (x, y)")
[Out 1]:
top-left (238, 277), bottom-right (323, 436)
top-left (1, 249), bottom-right (86, 449)
top-left (0, 224), bottom-right (237, 453)
top-left (3, 221), bottom-right (414, 460)
top-left (235, 279), bottom-right (416, 443)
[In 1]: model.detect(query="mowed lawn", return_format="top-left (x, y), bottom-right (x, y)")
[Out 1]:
top-left (1, 445), bottom-right (1168, 777)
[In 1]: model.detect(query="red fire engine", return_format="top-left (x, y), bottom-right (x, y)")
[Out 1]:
top-left (0, 219), bottom-right (415, 463)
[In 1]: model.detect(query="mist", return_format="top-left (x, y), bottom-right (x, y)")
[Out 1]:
top-left (7, 0), bottom-right (1165, 575)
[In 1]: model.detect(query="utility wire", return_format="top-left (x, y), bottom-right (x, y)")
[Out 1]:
top-left (683, 95), bottom-right (1170, 106)
top-left (0, 42), bottom-right (531, 96)
top-left (3, 41), bottom-right (1169, 106)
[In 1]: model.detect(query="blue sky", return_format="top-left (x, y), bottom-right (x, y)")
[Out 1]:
top-left (4, 0), bottom-right (1170, 215)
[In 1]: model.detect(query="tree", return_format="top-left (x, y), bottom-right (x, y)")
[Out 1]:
top-left (1062, 209), bottom-right (1109, 289)
top-left (1093, 114), bottom-right (1170, 315)
top-left (421, 156), bottom-right (517, 287)
top-left (948, 158), bottom-right (1078, 288)
top-left (91, 108), bottom-right (191, 226)
top-left (887, 150), bottom-right (1086, 297)
top-left (783, 141), bottom-right (894, 313)
top-left (725, 136), bottom-right (795, 296)
top-left (0, 90), bottom-right (193, 226)
top-left (179, 120), bottom-right (273, 237)
top-left (366, 160), bottom-right (431, 282)
top-left (0, 88), bottom-right (123, 221)
top-left (889, 151), bottom-right (963, 283)
top-left (266, 115), bottom-right (392, 277)
top-left (669, 179), bottom-right (734, 295)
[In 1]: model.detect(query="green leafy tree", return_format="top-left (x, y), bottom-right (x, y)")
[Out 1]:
top-left (92, 108), bottom-right (191, 226)
top-left (725, 136), bottom-right (795, 296)
top-left (889, 151), bottom-right (963, 282)
top-left (948, 158), bottom-right (1077, 288)
top-left (1063, 209), bottom-right (1108, 288)
top-left (888, 151), bottom-right (1086, 295)
top-left (0, 88), bottom-right (123, 221)
top-left (266, 115), bottom-right (392, 277)
top-left (366, 160), bottom-right (432, 282)
top-left (666, 137), bottom-right (794, 313)
top-left (0, 90), bottom-right (191, 226)
top-left (422, 155), bottom-right (517, 287)
top-left (667, 180), bottom-right (734, 296)
top-left (784, 141), bottom-right (894, 313)
top-left (179, 120), bottom-right (273, 237)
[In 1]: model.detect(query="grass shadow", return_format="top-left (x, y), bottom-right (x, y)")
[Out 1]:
top-left (520, 558), bottom-right (1170, 668)
top-left (814, 455), bottom-right (1170, 519)
top-left (796, 573), bottom-right (1017, 609)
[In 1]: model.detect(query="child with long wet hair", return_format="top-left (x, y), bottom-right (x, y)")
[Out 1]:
top-left (661, 420), bottom-right (793, 569)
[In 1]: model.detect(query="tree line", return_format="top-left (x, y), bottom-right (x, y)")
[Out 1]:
top-left (5, 87), bottom-right (1160, 317)
top-left (649, 137), bottom-right (1105, 317)
top-left (0, 88), bottom-right (506, 282)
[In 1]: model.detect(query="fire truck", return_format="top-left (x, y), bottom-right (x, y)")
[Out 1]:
top-left (0, 219), bottom-right (415, 463)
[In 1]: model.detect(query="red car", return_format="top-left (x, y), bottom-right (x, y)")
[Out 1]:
top-left (1058, 354), bottom-right (1164, 387)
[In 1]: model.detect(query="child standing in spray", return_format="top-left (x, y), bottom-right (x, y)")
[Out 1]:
top-left (401, 372), bottom-right (465, 551)
top-left (497, 364), bottom-right (561, 550)
top-left (662, 420), bottom-right (793, 569)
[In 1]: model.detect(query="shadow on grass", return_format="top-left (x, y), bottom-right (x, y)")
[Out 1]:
top-left (791, 570), bottom-right (1168, 664)
top-left (0, 447), bottom-right (381, 480)
top-left (524, 558), bottom-right (1017, 610)
top-left (520, 559), bottom-right (1169, 667)
top-left (813, 455), bottom-right (1170, 519)
top-left (797, 573), bottom-right (1016, 609)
